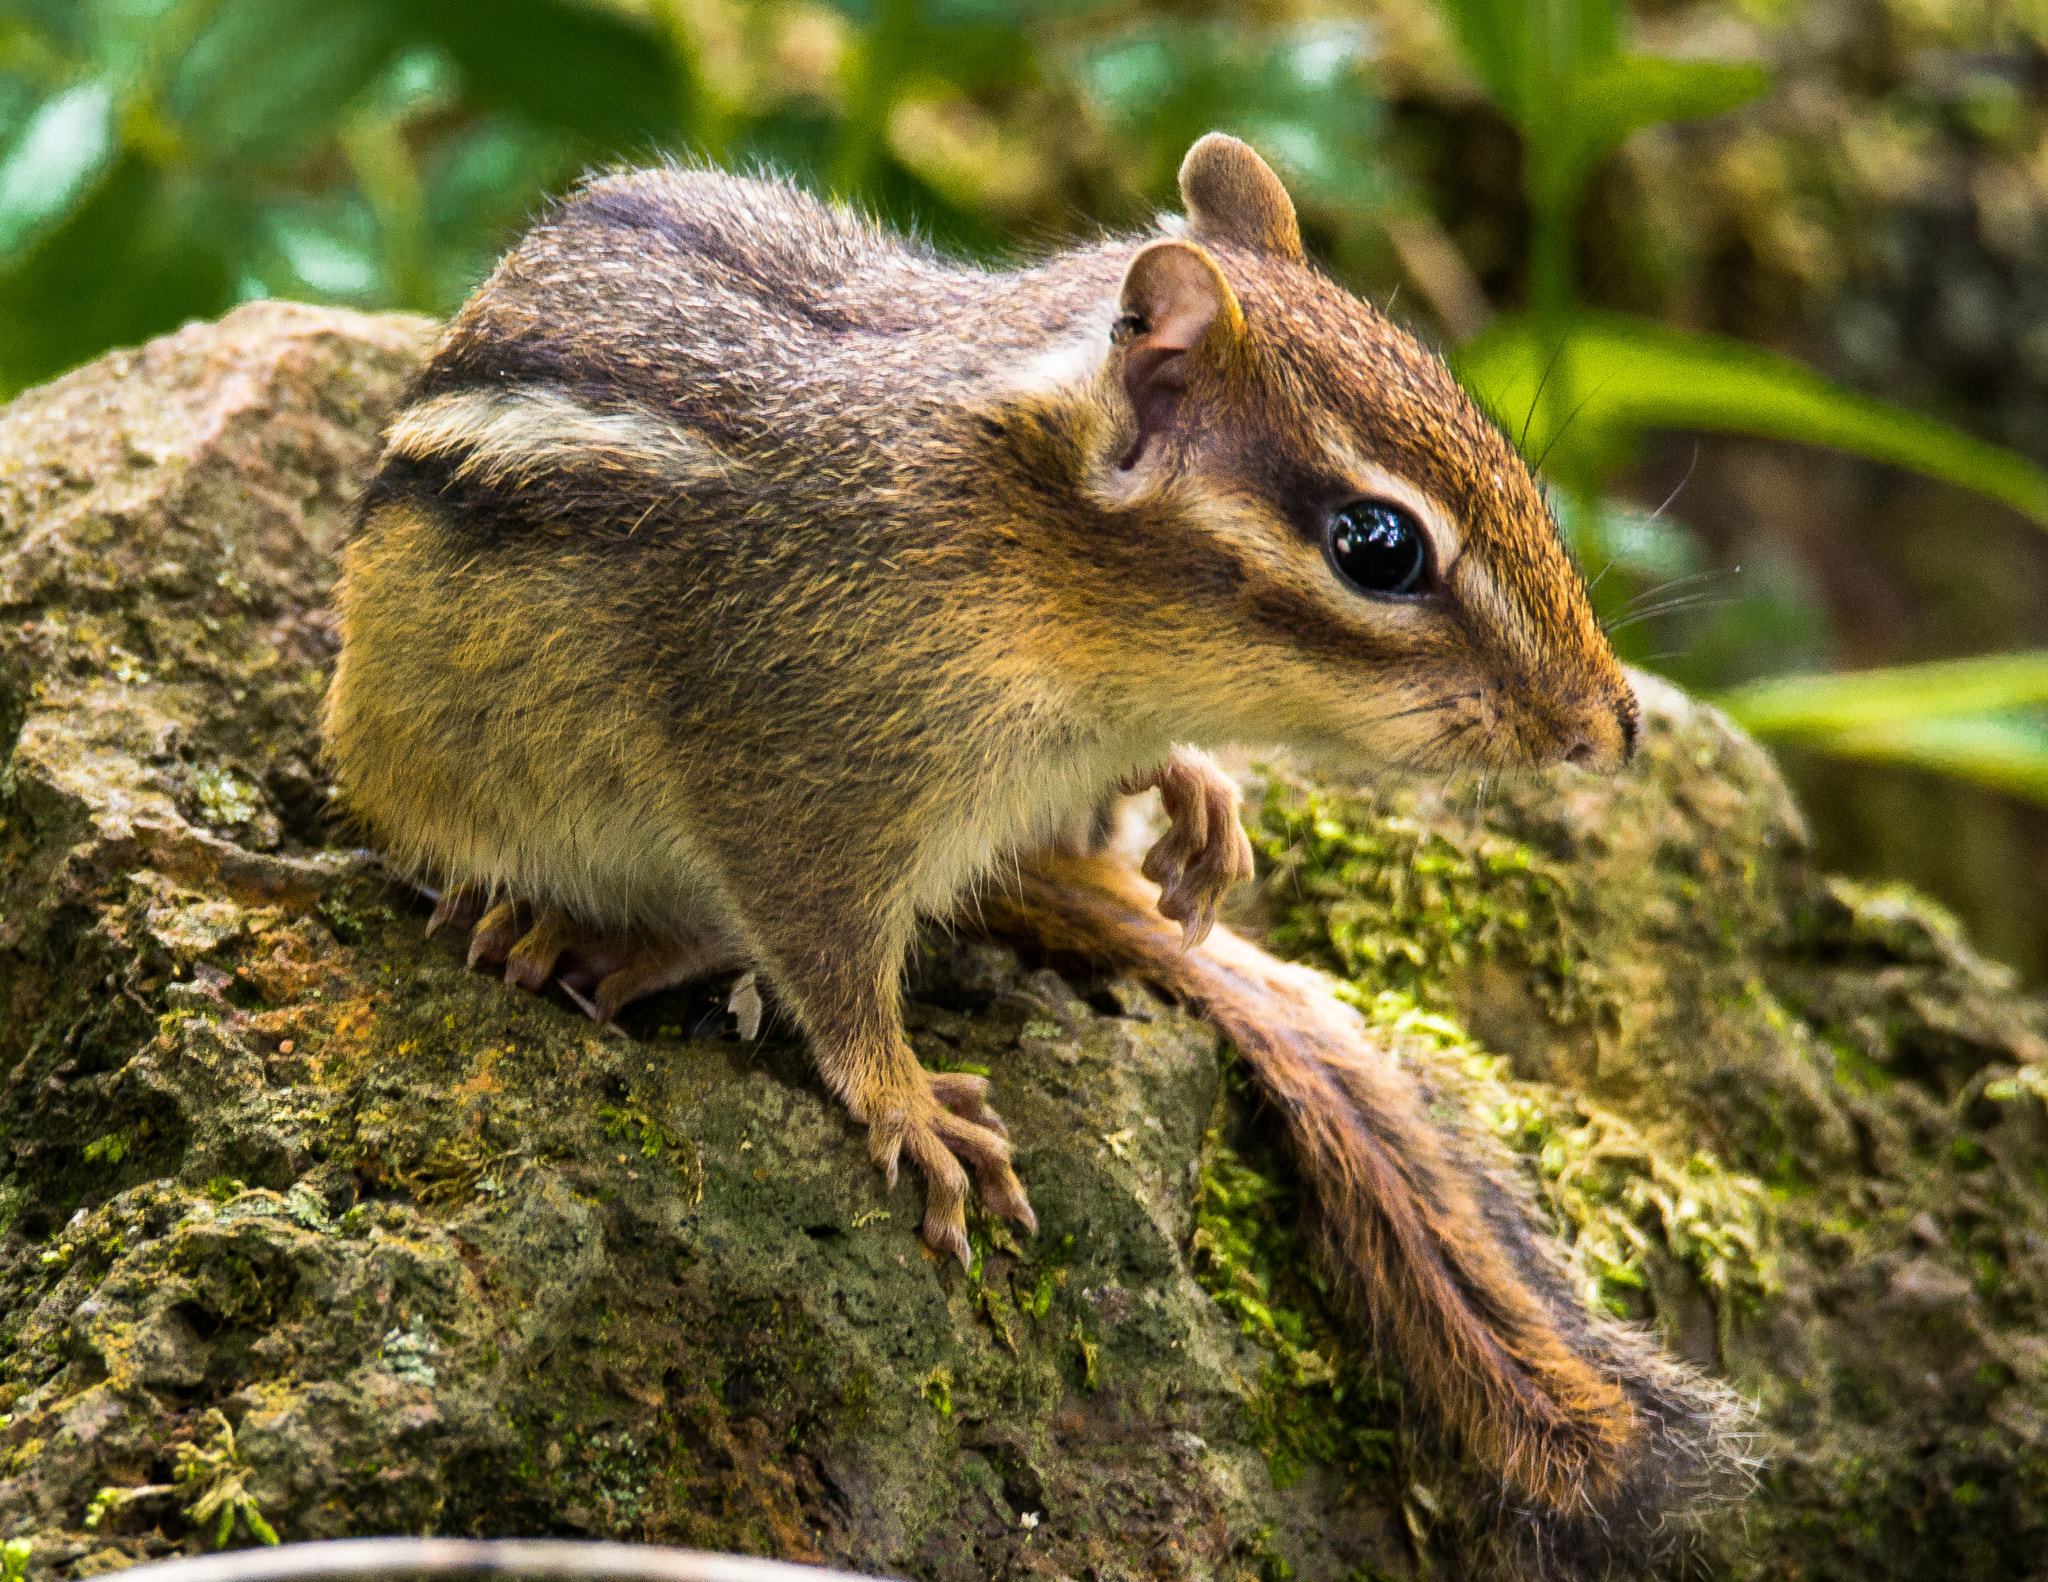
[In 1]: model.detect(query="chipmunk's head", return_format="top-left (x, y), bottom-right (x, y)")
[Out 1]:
top-left (1043, 134), bottom-right (1635, 775)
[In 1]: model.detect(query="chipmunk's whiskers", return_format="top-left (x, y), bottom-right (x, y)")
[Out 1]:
top-left (1604, 568), bottom-right (1725, 618)
top-left (1364, 689), bottom-right (1481, 726)
top-left (1518, 334), bottom-right (1572, 457)
top-left (1604, 591), bottom-right (1736, 635)
top-left (1599, 567), bottom-right (1739, 636)
top-left (1532, 363), bottom-right (1623, 476)
top-left (1649, 442), bottom-right (1700, 521)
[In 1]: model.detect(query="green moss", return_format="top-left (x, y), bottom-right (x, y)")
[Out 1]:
top-left (838, 1369), bottom-right (875, 1424)
top-left (1830, 1039), bottom-right (1897, 1095)
top-left (405, 1134), bottom-right (515, 1207)
top-left (314, 883), bottom-right (396, 945)
top-left (1192, 1084), bottom-right (1401, 1489)
top-left (577, 1427), bottom-right (658, 1529)
top-left (1248, 768), bottom-right (1608, 1026)
top-left (1797, 876), bottom-right (1969, 966)
top-left (192, 766), bottom-right (259, 828)
top-left (595, 1096), bottom-right (700, 1191)
top-left (1066, 1321), bottom-right (1099, 1393)
top-left (0, 1181), bottom-right (30, 1239)
top-left (178, 1241), bottom-right (279, 1329)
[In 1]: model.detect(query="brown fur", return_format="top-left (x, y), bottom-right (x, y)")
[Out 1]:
top-left (322, 136), bottom-right (1707, 1553)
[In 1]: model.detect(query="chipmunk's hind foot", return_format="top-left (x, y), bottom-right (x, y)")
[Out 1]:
top-left (459, 898), bottom-right (747, 1023)
top-left (579, 929), bottom-right (750, 1022)
top-left (865, 1071), bottom-right (1035, 1268)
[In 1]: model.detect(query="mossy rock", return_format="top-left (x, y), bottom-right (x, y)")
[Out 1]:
top-left (1, 303), bottom-right (2045, 1581)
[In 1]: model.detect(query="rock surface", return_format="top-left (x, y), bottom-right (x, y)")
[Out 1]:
top-left (0, 303), bottom-right (2045, 1581)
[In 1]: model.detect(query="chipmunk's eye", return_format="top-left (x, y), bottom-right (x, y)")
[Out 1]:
top-left (1327, 499), bottom-right (1429, 598)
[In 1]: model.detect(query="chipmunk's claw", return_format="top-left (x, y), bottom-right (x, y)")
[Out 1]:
top-left (1126, 746), bottom-right (1255, 947)
top-left (426, 885), bottom-right (486, 938)
top-left (556, 979), bottom-right (606, 1023)
top-left (929, 1071), bottom-right (1009, 1137)
top-left (1169, 900), bottom-right (1221, 953)
top-left (505, 907), bottom-right (579, 991)
top-left (927, 1216), bottom-right (973, 1271)
top-left (867, 1069), bottom-right (1035, 1258)
top-left (926, 1071), bottom-right (1035, 1230)
top-left (908, 1130), bottom-right (972, 1267)
top-left (586, 934), bottom-right (741, 1021)
top-left (466, 900), bottom-right (531, 968)
top-left (870, 1108), bottom-right (907, 1191)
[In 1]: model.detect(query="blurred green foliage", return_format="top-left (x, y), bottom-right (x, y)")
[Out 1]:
top-left (1433, 0), bottom-right (2048, 804)
top-left (1459, 311), bottom-right (2048, 526)
top-left (1719, 653), bottom-right (2048, 806)
top-left (1436, 0), bottom-right (1770, 314)
top-left (0, 0), bottom-right (1392, 393)
top-left (2, 0), bottom-right (2046, 810)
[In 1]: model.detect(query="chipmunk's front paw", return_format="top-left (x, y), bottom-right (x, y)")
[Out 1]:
top-left (1122, 746), bottom-right (1255, 947)
top-left (862, 1072), bottom-right (1035, 1267)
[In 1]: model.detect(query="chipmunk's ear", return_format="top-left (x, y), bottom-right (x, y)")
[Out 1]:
top-left (1179, 133), bottom-right (1303, 262)
top-left (1115, 238), bottom-right (1244, 469)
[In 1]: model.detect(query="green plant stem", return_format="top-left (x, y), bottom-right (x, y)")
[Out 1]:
top-left (1528, 175), bottom-right (1575, 318)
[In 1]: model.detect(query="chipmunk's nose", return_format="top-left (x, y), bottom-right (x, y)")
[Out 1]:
top-left (1562, 689), bottom-right (1639, 771)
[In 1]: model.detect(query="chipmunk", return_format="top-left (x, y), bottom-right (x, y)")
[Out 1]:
top-left (325, 135), bottom-right (1732, 1553)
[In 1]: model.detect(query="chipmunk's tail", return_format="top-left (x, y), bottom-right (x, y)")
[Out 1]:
top-left (980, 850), bottom-right (1752, 1576)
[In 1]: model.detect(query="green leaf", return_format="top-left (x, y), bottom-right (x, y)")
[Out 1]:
top-left (169, 0), bottom-right (407, 161)
top-left (1718, 656), bottom-right (2048, 808)
top-left (1538, 57), bottom-right (1769, 208)
top-left (413, 0), bottom-right (683, 148)
top-left (1454, 311), bottom-right (2048, 525)
top-left (1436, 0), bottom-right (1620, 124)
top-left (0, 79), bottom-right (116, 259)
top-left (1434, 0), bottom-right (1767, 313)
top-left (1433, 0), bottom-right (1540, 121)
top-left (1716, 652), bottom-right (2048, 737)
top-left (1072, 20), bottom-right (1383, 209)
top-left (1791, 713), bottom-right (2048, 807)
top-left (264, 207), bottom-right (380, 299)
top-left (0, 153), bottom-right (241, 396)
top-left (1437, 0), bottom-right (1525, 114)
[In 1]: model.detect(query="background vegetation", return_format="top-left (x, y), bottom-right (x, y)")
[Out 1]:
top-left (4, 0), bottom-right (2046, 974)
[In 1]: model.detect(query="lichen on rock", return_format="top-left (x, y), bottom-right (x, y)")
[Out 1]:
top-left (1, 304), bottom-right (2046, 1581)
